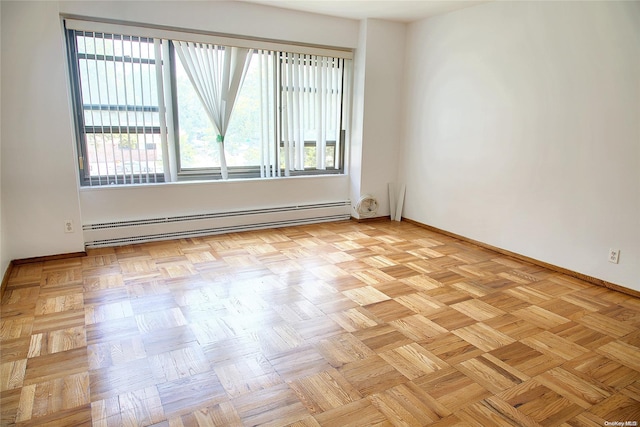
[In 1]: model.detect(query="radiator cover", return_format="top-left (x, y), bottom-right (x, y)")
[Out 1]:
top-left (83, 201), bottom-right (351, 248)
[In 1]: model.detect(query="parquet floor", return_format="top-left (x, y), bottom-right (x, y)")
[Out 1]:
top-left (1, 220), bottom-right (639, 426)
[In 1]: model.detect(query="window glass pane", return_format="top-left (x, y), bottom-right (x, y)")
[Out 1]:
top-left (304, 146), bottom-right (315, 169)
top-left (225, 52), bottom-right (263, 167)
top-left (326, 145), bottom-right (335, 169)
top-left (299, 144), bottom-right (335, 169)
top-left (85, 133), bottom-right (163, 178)
top-left (175, 57), bottom-right (220, 168)
top-left (175, 51), bottom-right (269, 169)
top-left (77, 35), bottom-right (160, 130)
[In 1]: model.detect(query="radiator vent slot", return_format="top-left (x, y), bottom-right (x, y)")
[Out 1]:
top-left (83, 201), bottom-right (351, 248)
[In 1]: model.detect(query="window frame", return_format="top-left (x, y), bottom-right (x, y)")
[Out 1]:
top-left (275, 51), bottom-right (347, 177)
top-left (64, 19), bottom-right (352, 186)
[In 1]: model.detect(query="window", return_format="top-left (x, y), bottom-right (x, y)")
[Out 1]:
top-left (65, 22), bottom-right (351, 186)
top-left (67, 32), bottom-right (165, 185)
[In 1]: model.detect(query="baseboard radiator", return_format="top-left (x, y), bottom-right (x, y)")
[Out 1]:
top-left (83, 201), bottom-right (351, 248)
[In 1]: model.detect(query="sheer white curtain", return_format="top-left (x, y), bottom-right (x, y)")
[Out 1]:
top-left (174, 42), bottom-right (252, 179)
top-left (281, 53), bottom-right (342, 175)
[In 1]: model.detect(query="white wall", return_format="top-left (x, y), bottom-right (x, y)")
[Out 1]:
top-left (400, 1), bottom-right (640, 291)
top-left (59, 0), bottom-right (359, 50)
top-left (348, 20), bottom-right (368, 218)
top-left (350, 19), bottom-right (406, 218)
top-left (1, 1), bottom-right (363, 262)
top-left (0, 1), bottom-right (6, 279)
top-left (80, 176), bottom-right (350, 224)
top-left (2, 1), bottom-right (85, 261)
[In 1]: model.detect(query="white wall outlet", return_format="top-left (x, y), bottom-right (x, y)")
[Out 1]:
top-left (608, 248), bottom-right (620, 264)
top-left (64, 220), bottom-right (74, 233)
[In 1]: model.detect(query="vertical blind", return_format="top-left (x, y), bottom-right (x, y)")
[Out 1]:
top-left (281, 53), bottom-right (344, 174)
top-left (70, 30), bottom-right (166, 186)
top-left (257, 50), bottom-right (277, 178)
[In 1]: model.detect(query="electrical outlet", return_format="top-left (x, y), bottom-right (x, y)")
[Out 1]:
top-left (64, 220), bottom-right (74, 233)
top-left (608, 248), bottom-right (620, 264)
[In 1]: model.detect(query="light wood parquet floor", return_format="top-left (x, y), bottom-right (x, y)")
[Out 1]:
top-left (1, 220), bottom-right (639, 426)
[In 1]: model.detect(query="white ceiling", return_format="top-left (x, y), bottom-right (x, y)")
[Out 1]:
top-left (236, 0), bottom-right (488, 23)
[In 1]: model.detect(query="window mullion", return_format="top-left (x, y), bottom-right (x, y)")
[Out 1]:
top-left (155, 39), bottom-right (170, 183)
top-left (169, 41), bottom-right (184, 175)
top-left (66, 29), bottom-right (89, 185)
